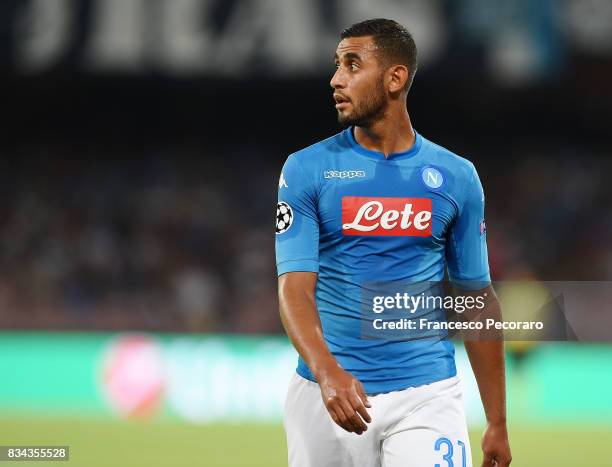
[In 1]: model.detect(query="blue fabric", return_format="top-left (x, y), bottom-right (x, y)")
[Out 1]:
top-left (276, 126), bottom-right (490, 394)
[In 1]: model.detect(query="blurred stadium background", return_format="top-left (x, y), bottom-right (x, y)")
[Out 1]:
top-left (1, 1), bottom-right (612, 466)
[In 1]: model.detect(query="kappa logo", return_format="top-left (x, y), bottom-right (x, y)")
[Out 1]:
top-left (279, 172), bottom-right (288, 189)
top-left (324, 170), bottom-right (366, 179)
top-left (342, 196), bottom-right (432, 237)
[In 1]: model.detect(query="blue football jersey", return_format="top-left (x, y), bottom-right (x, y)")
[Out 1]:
top-left (276, 126), bottom-right (490, 394)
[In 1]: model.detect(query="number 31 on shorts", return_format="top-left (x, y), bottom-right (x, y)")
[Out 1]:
top-left (434, 437), bottom-right (467, 467)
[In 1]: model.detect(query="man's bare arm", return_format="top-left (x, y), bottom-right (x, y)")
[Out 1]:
top-left (278, 272), bottom-right (371, 434)
top-left (462, 285), bottom-right (512, 466)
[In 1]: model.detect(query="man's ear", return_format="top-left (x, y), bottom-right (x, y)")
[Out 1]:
top-left (387, 65), bottom-right (409, 94)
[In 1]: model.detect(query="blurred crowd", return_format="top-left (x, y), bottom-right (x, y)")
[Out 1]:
top-left (0, 142), bottom-right (278, 333)
top-left (0, 137), bottom-right (610, 333)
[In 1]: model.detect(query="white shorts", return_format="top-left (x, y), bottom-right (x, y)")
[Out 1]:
top-left (284, 373), bottom-right (472, 467)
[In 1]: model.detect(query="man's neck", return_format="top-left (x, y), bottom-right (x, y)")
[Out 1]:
top-left (353, 110), bottom-right (415, 158)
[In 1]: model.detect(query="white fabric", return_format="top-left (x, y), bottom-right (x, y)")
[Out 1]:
top-left (284, 373), bottom-right (472, 467)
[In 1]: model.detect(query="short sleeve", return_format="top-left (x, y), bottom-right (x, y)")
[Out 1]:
top-left (275, 154), bottom-right (320, 276)
top-left (446, 163), bottom-right (491, 290)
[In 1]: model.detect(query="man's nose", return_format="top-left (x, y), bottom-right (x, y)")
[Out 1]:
top-left (330, 68), bottom-right (345, 89)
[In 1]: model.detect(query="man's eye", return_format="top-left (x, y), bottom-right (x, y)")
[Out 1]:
top-left (350, 63), bottom-right (358, 71)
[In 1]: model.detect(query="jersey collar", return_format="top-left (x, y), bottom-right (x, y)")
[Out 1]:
top-left (344, 125), bottom-right (423, 161)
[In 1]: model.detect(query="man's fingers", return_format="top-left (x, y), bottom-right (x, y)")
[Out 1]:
top-left (339, 399), bottom-right (367, 433)
top-left (328, 404), bottom-right (350, 432)
top-left (328, 407), bottom-right (340, 425)
top-left (338, 406), bottom-right (359, 433)
top-left (349, 393), bottom-right (372, 424)
top-left (481, 453), bottom-right (495, 467)
top-left (333, 403), bottom-right (355, 432)
top-left (357, 382), bottom-right (371, 408)
top-left (320, 374), bottom-right (372, 434)
top-left (482, 454), bottom-right (511, 467)
top-left (327, 400), bottom-right (356, 433)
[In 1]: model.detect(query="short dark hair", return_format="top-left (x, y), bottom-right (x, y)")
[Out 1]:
top-left (340, 18), bottom-right (418, 92)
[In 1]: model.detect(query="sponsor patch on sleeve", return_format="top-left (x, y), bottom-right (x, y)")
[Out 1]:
top-left (480, 219), bottom-right (487, 235)
top-left (276, 201), bottom-right (293, 234)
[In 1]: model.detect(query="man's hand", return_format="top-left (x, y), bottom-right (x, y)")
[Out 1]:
top-left (317, 364), bottom-right (372, 435)
top-left (278, 272), bottom-right (371, 435)
top-left (481, 421), bottom-right (511, 466)
top-left (461, 285), bottom-right (511, 466)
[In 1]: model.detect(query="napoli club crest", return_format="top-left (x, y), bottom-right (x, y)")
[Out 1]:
top-left (421, 166), bottom-right (444, 190)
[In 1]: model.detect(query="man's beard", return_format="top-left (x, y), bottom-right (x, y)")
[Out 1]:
top-left (337, 78), bottom-right (387, 128)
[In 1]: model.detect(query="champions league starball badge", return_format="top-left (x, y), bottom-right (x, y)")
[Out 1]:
top-left (276, 201), bottom-right (294, 234)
